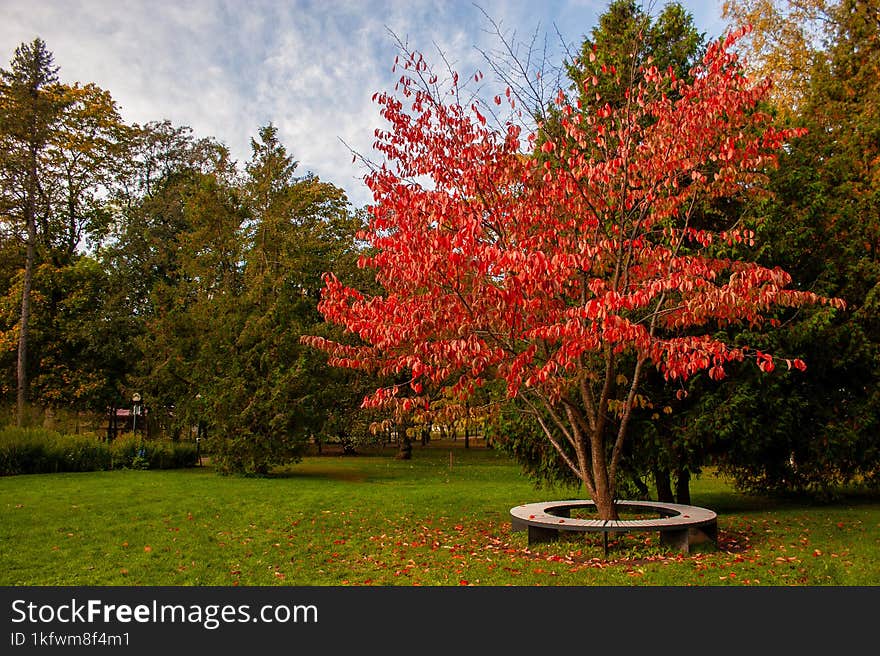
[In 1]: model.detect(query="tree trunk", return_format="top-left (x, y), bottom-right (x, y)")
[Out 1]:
top-left (396, 433), bottom-right (412, 460)
top-left (464, 400), bottom-right (470, 448)
top-left (675, 468), bottom-right (691, 505)
top-left (632, 475), bottom-right (650, 500)
top-left (654, 468), bottom-right (674, 502)
top-left (15, 156), bottom-right (37, 428)
top-left (589, 430), bottom-right (619, 520)
top-left (395, 424), bottom-right (412, 460)
top-left (592, 482), bottom-right (618, 520)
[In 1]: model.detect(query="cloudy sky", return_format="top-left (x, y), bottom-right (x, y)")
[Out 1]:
top-left (2, 1), bottom-right (727, 208)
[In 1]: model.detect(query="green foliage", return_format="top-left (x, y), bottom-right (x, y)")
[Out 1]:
top-left (0, 427), bottom-right (110, 474)
top-left (488, 399), bottom-right (581, 490)
top-left (0, 39), bottom-right (129, 422)
top-left (207, 430), bottom-right (307, 476)
top-left (702, 0), bottom-right (880, 495)
top-left (566, 0), bottom-right (705, 105)
top-left (111, 123), bottom-right (373, 474)
top-left (109, 433), bottom-right (198, 471)
top-left (0, 426), bottom-right (197, 475)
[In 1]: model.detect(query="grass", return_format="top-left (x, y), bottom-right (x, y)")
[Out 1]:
top-left (1, 441), bottom-right (878, 586)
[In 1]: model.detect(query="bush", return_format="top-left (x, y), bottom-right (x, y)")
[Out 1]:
top-left (0, 427), bottom-right (198, 475)
top-left (0, 428), bottom-right (110, 475)
top-left (110, 434), bottom-right (199, 470)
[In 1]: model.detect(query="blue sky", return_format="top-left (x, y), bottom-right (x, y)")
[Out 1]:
top-left (1, 1), bottom-right (727, 208)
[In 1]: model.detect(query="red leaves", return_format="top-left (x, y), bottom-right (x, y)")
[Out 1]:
top-left (757, 354), bottom-right (775, 373)
top-left (708, 366), bottom-right (726, 381)
top-left (302, 36), bottom-right (843, 420)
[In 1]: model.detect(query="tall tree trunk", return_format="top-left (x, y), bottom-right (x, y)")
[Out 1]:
top-left (16, 147), bottom-right (37, 428)
top-left (16, 253), bottom-right (32, 426)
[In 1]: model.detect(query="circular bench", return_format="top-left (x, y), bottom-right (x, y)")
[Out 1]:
top-left (510, 499), bottom-right (718, 556)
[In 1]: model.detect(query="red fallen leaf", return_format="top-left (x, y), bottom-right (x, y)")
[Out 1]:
top-left (274, 571), bottom-right (286, 580)
top-left (333, 539), bottom-right (346, 545)
top-left (459, 580), bottom-right (469, 586)
top-left (144, 546), bottom-right (152, 553)
top-left (837, 522), bottom-right (844, 528)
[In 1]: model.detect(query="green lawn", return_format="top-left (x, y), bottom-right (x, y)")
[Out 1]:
top-left (2, 442), bottom-right (878, 586)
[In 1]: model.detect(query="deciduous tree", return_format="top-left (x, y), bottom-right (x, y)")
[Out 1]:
top-left (721, 0), bottom-right (835, 115)
top-left (305, 29), bottom-right (842, 519)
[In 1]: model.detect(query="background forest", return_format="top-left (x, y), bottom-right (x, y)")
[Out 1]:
top-left (1, 0), bottom-right (877, 498)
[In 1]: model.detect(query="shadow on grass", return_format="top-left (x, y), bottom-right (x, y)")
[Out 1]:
top-left (268, 466), bottom-right (396, 483)
top-left (695, 489), bottom-right (880, 516)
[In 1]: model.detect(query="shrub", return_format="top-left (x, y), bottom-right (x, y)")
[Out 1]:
top-left (0, 428), bottom-right (111, 475)
top-left (110, 434), bottom-right (199, 470)
top-left (0, 428), bottom-right (198, 475)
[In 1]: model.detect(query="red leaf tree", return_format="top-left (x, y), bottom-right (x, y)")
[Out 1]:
top-left (304, 28), bottom-right (842, 519)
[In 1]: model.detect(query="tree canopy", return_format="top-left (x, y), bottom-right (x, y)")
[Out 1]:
top-left (304, 26), bottom-right (842, 518)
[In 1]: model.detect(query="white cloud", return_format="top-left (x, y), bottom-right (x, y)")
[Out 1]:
top-left (0, 0), bottom-right (725, 209)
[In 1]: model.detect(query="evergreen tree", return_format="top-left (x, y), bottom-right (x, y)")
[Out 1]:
top-left (701, 0), bottom-right (880, 495)
top-left (0, 38), bottom-right (65, 425)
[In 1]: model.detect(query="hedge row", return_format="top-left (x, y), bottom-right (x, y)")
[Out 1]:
top-left (0, 428), bottom-right (199, 475)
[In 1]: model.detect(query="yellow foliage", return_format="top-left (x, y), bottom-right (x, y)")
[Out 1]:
top-left (722, 0), bottom-right (834, 116)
